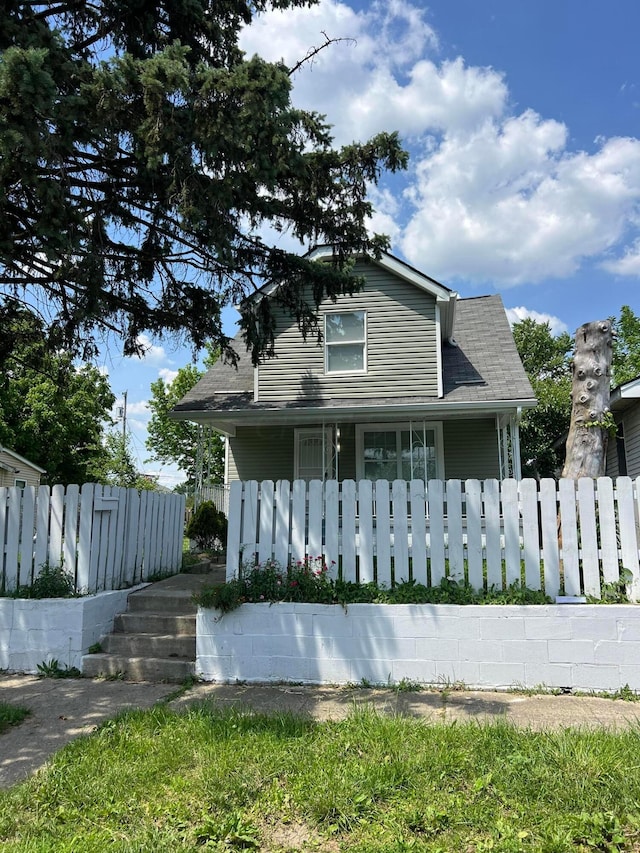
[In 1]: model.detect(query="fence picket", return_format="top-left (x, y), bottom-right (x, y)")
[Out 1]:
top-left (0, 487), bottom-right (7, 590)
top-left (324, 480), bottom-right (339, 576)
top-left (4, 487), bottom-right (21, 591)
top-left (427, 479), bottom-right (445, 584)
top-left (577, 477), bottom-right (600, 598)
top-left (34, 486), bottom-right (50, 573)
top-left (375, 480), bottom-right (392, 587)
top-left (446, 480), bottom-right (464, 582)
top-left (19, 485), bottom-right (36, 587)
top-left (63, 484), bottom-right (80, 584)
top-left (259, 480), bottom-right (275, 564)
top-left (124, 489), bottom-right (142, 584)
top-left (520, 478), bottom-right (541, 590)
top-left (290, 480), bottom-right (306, 564)
top-left (540, 478), bottom-right (560, 598)
top-left (48, 484), bottom-right (65, 568)
top-left (274, 480), bottom-right (291, 568)
top-left (77, 484), bottom-right (94, 591)
top-left (409, 479), bottom-right (427, 585)
top-left (558, 478), bottom-right (580, 595)
top-left (465, 479), bottom-right (483, 589)
top-left (617, 477), bottom-right (639, 592)
top-left (484, 480), bottom-right (501, 588)
top-left (597, 477), bottom-right (619, 584)
top-left (358, 479), bottom-right (374, 583)
top-left (502, 479), bottom-right (521, 586)
top-left (341, 480), bottom-right (357, 582)
top-left (308, 480), bottom-right (323, 562)
top-left (226, 481), bottom-right (244, 577)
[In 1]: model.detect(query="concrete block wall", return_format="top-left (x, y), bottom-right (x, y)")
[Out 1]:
top-left (0, 588), bottom-right (134, 673)
top-left (197, 603), bottom-right (640, 692)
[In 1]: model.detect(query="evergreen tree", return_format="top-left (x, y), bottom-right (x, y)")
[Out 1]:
top-left (0, 2), bottom-right (407, 365)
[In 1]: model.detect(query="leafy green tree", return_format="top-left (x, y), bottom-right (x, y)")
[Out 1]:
top-left (101, 430), bottom-right (158, 490)
top-left (0, 304), bottom-right (115, 485)
top-left (0, 1), bottom-right (407, 366)
top-left (512, 318), bottom-right (573, 479)
top-left (146, 350), bottom-right (224, 487)
top-left (612, 305), bottom-right (640, 387)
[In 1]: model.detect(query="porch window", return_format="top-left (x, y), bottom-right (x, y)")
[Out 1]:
top-left (294, 428), bottom-right (337, 481)
top-left (325, 311), bottom-right (366, 373)
top-left (356, 422), bottom-right (443, 481)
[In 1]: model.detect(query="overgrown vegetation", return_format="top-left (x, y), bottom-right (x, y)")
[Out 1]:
top-left (2, 705), bottom-right (640, 850)
top-left (36, 659), bottom-right (82, 679)
top-left (195, 556), bottom-right (552, 613)
top-left (14, 564), bottom-right (77, 599)
top-left (0, 702), bottom-right (30, 735)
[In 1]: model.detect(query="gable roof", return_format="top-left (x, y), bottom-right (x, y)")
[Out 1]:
top-left (0, 447), bottom-right (46, 474)
top-left (610, 374), bottom-right (640, 412)
top-left (172, 293), bottom-right (535, 426)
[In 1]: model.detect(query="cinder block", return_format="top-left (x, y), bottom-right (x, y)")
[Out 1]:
top-left (594, 641), bottom-right (640, 666)
top-left (434, 660), bottom-right (480, 686)
top-left (523, 662), bottom-right (573, 689)
top-left (350, 658), bottom-right (396, 685)
top-left (548, 639), bottom-right (594, 664)
top-left (501, 640), bottom-right (548, 664)
top-left (267, 655), bottom-right (312, 682)
top-left (311, 657), bottom-right (352, 685)
top-left (480, 617), bottom-right (525, 640)
top-left (391, 658), bottom-right (438, 684)
top-left (342, 636), bottom-right (417, 661)
top-left (459, 639), bottom-right (503, 662)
top-left (571, 664), bottom-right (622, 692)
top-left (568, 617), bottom-right (617, 641)
top-left (312, 613), bottom-right (353, 638)
top-left (478, 662), bottom-right (526, 687)
top-left (617, 618), bottom-right (640, 642)
top-left (524, 617), bottom-right (572, 640)
top-left (415, 638), bottom-right (459, 661)
top-left (617, 666), bottom-right (640, 690)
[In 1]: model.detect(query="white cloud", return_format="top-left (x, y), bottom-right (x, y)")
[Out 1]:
top-left (159, 368), bottom-right (179, 384)
top-left (126, 400), bottom-right (150, 416)
top-left (243, 0), bottom-right (640, 289)
top-left (602, 239), bottom-right (640, 276)
top-left (133, 334), bottom-right (169, 364)
top-left (506, 306), bottom-right (569, 336)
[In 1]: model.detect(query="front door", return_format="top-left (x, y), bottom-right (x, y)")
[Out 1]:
top-left (294, 428), bottom-right (336, 481)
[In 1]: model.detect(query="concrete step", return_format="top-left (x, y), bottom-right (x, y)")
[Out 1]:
top-left (101, 633), bottom-right (195, 658)
top-left (83, 653), bottom-right (194, 683)
top-left (126, 589), bottom-right (197, 615)
top-left (114, 612), bottom-right (196, 636)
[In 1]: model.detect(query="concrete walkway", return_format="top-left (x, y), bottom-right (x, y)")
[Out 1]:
top-left (3, 674), bottom-right (640, 789)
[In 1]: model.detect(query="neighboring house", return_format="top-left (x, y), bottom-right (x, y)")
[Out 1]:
top-left (607, 374), bottom-right (640, 479)
top-left (0, 447), bottom-right (45, 489)
top-left (172, 248), bottom-right (536, 485)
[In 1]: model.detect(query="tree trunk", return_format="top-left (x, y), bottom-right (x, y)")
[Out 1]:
top-left (561, 320), bottom-right (614, 479)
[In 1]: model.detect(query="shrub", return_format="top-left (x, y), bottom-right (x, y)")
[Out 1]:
top-left (17, 564), bottom-right (76, 599)
top-left (185, 501), bottom-right (228, 552)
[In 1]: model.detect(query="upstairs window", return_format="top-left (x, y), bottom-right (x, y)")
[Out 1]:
top-left (325, 311), bottom-right (366, 373)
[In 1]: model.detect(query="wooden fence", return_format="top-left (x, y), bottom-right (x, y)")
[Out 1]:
top-left (226, 477), bottom-right (640, 601)
top-left (0, 484), bottom-right (186, 594)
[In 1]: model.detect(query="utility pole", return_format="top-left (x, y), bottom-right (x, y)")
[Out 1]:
top-left (121, 390), bottom-right (128, 442)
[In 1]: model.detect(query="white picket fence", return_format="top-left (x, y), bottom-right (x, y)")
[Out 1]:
top-left (0, 484), bottom-right (186, 594)
top-left (226, 477), bottom-right (640, 601)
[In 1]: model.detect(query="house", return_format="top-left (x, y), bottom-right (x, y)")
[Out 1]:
top-left (172, 248), bottom-right (536, 485)
top-left (607, 374), bottom-right (640, 478)
top-left (0, 447), bottom-right (45, 489)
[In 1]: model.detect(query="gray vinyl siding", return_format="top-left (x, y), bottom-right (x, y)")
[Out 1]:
top-left (623, 403), bottom-right (640, 478)
top-left (442, 419), bottom-right (500, 480)
top-left (227, 419), bottom-right (499, 482)
top-left (258, 260), bottom-right (439, 402)
top-left (606, 435), bottom-right (620, 478)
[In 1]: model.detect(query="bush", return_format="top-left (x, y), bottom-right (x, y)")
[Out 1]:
top-left (17, 564), bottom-right (76, 599)
top-left (186, 501), bottom-right (228, 552)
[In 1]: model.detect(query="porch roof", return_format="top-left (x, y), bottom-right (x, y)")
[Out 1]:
top-left (172, 294), bottom-right (535, 430)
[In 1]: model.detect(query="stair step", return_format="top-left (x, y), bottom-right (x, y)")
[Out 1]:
top-left (82, 653), bottom-right (195, 683)
top-left (126, 590), bottom-right (197, 615)
top-left (102, 633), bottom-right (195, 658)
top-left (114, 612), bottom-right (196, 636)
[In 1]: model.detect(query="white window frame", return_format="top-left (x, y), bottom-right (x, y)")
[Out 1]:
top-left (355, 421), bottom-right (444, 481)
top-left (14, 478), bottom-right (27, 490)
top-left (294, 427), bottom-right (336, 481)
top-left (324, 310), bottom-right (367, 375)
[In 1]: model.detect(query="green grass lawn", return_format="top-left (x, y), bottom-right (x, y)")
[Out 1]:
top-left (0, 702), bottom-right (29, 735)
top-left (1, 704), bottom-right (639, 852)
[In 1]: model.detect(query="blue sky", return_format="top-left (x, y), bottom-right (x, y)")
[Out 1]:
top-left (103, 0), bottom-right (640, 488)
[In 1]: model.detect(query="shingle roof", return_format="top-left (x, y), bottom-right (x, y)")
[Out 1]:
top-left (172, 294), bottom-right (534, 416)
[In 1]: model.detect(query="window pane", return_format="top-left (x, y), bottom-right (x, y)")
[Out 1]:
top-left (327, 343), bottom-right (364, 372)
top-left (326, 312), bottom-right (364, 343)
top-left (363, 430), bottom-right (397, 480)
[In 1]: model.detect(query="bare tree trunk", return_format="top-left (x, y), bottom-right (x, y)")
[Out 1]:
top-left (561, 320), bottom-right (614, 479)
